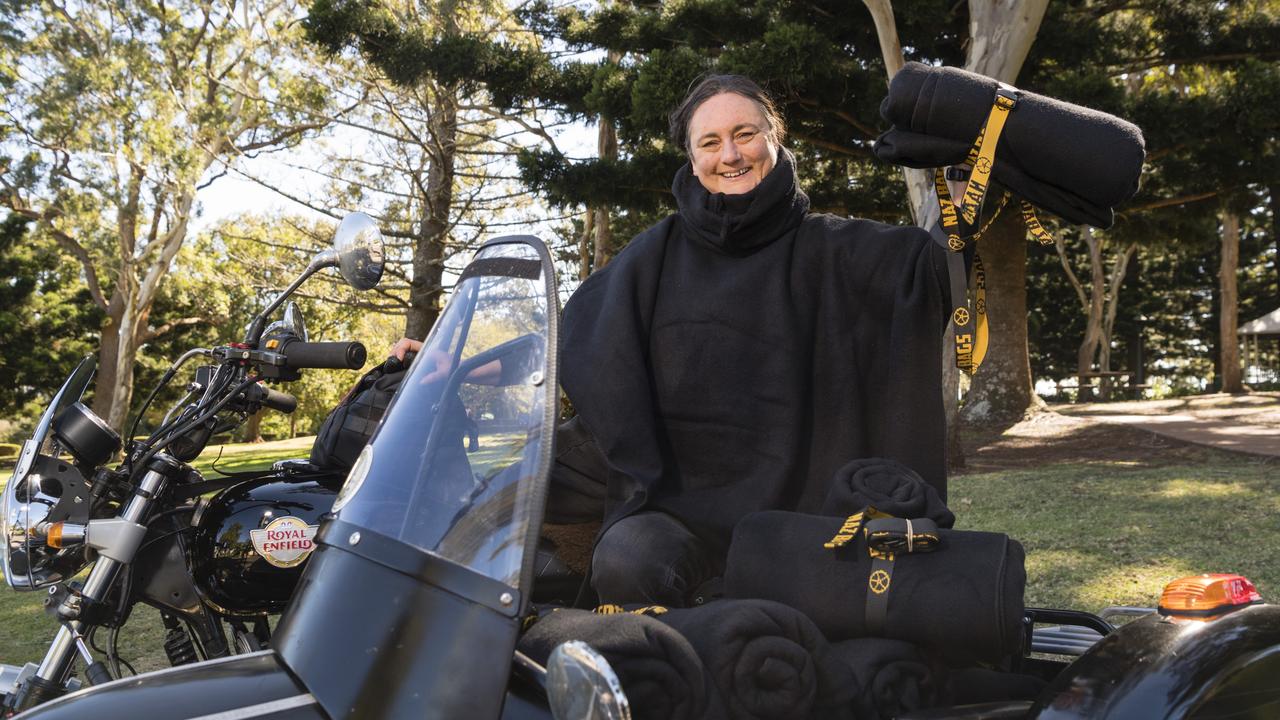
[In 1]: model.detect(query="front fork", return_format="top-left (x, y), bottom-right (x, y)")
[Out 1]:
top-left (4, 455), bottom-right (179, 712)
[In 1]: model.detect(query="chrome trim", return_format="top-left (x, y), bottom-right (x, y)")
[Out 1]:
top-left (186, 693), bottom-right (318, 720)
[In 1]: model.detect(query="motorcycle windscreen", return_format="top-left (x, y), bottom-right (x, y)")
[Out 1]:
top-left (334, 238), bottom-right (556, 595)
top-left (2, 356), bottom-right (96, 589)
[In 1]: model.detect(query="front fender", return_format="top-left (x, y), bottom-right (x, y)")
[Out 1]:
top-left (14, 651), bottom-right (321, 720)
top-left (1029, 603), bottom-right (1280, 719)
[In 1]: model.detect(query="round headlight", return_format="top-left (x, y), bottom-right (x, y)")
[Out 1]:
top-left (1, 457), bottom-right (88, 590)
top-left (546, 640), bottom-right (631, 720)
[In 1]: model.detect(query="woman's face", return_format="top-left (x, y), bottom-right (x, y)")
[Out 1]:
top-left (687, 92), bottom-right (778, 195)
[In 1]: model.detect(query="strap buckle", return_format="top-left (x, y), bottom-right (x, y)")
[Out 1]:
top-left (995, 85), bottom-right (1020, 111)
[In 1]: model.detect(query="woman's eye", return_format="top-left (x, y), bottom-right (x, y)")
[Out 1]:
top-left (735, 131), bottom-right (757, 143)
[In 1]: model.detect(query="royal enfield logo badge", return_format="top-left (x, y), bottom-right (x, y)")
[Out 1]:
top-left (250, 516), bottom-right (318, 569)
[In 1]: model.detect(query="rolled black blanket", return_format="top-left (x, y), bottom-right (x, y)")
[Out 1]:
top-left (829, 638), bottom-right (941, 720)
top-left (724, 511), bottom-right (1025, 662)
top-left (821, 457), bottom-right (955, 527)
top-left (873, 62), bottom-right (1145, 228)
top-left (657, 599), bottom-right (854, 720)
top-left (517, 609), bottom-right (720, 720)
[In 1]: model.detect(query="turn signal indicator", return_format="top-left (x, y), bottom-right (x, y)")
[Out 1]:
top-left (1158, 574), bottom-right (1262, 619)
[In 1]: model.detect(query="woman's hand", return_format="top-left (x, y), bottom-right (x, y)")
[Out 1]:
top-left (390, 337), bottom-right (423, 361)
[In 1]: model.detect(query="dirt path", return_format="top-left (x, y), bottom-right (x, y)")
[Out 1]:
top-left (1055, 392), bottom-right (1280, 458)
top-left (955, 393), bottom-right (1280, 473)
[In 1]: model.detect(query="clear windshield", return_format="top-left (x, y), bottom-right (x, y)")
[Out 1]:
top-left (335, 240), bottom-right (554, 590)
top-left (3, 356), bottom-right (96, 589)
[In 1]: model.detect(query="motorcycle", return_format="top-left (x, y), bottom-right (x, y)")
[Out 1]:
top-left (0, 213), bottom-right (385, 713)
top-left (5, 229), bottom-right (1280, 720)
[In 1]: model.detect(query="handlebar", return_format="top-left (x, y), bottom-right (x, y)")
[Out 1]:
top-left (276, 338), bottom-right (367, 370)
top-left (260, 386), bottom-right (298, 414)
top-left (243, 384), bottom-right (298, 414)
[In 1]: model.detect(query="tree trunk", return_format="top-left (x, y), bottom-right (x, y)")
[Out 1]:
top-left (1271, 185), bottom-right (1279, 308)
top-left (578, 209), bottom-right (594, 281)
top-left (242, 410), bottom-right (265, 443)
top-left (405, 85), bottom-right (458, 339)
top-left (591, 89), bottom-right (620, 271)
top-left (965, 0), bottom-right (1050, 83)
top-left (960, 207), bottom-right (1043, 423)
top-left (1070, 228), bottom-right (1105, 401)
top-left (1219, 208), bottom-right (1243, 393)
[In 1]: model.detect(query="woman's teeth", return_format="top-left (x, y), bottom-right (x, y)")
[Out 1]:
top-left (721, 168), bottom-right (750, 178)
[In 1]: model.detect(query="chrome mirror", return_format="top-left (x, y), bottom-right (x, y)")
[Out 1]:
top-left (547, 641), bottom-right (631, 720)
top-left (332, 212), bottom-right (384, 291)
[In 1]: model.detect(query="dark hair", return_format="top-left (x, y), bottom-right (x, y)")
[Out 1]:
top-left (668, 75), bottom-right (786, 156)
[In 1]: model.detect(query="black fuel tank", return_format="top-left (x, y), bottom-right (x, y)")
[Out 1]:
top-left (190, 475), bottom-right (339, 616)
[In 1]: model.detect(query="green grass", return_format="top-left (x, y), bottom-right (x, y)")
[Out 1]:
top-left (952, 453), bottom-right (1279, 611)
top-left (3, 434), bottom-right (1278, 679)
top-left (0, 438), bottom-right (312, 675)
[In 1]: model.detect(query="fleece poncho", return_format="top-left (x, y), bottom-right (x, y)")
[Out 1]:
top-left (559, 149), bottom-right (953, 550)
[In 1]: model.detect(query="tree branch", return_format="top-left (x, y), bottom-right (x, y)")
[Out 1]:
top-left (144, 316), bottom-right (211, 341)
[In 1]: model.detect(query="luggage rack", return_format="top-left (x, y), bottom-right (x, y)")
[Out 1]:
top-left (1026, 606), bottom-right (1152, 656)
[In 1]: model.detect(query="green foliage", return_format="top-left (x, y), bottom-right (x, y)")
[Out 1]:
top-left (0, 215), bottom-right (102, 432)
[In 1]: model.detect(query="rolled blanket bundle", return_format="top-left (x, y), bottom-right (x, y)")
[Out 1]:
top-left (821, 457), bottom-right (955, 527)
top-left (829, 638), bottom-right (941, 720)
top-left (873, 61), bottom-right (1145, 228)
top-left (657, 599), bottom-right (854, 720)
top-left (517, 608), bottom-right (720, 720)
top-left (724, 511), bottom-right (1025, 662)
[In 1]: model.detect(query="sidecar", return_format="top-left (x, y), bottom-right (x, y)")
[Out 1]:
top-left (12, 235), bottom-right (1280, 720)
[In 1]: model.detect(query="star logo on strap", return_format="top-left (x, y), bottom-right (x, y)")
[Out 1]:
top-left (948, 235), bottom-right (965, 252)
top-left (869, 569), bottom-right (891, 595)
top-left (952, 307), bottom-right (971, 326)
top-left (975, 299), bottom-right (987, 314)
top-left (976, 157), bottom-right (992, 173)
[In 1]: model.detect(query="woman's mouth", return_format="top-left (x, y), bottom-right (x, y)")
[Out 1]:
top-left (721, 168), bottom-right (750, 179)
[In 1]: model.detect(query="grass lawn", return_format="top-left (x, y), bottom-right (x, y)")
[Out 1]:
top-left (952, 449), bottom-right (1278, 611)
top-left (2, 417), bottom-right (1277, 680)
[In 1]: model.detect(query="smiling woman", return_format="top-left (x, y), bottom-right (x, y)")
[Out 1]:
top-left (556, 74), bottom-right (968, 610)
top-left (670, 78), bottom-right (785, 196)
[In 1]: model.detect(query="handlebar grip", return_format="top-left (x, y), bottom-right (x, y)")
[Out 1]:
top-left (278, 339), bottom-right (367, 370)
top-left (261, 386), bottom-right (298, 414)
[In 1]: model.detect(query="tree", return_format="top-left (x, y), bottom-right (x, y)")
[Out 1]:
top-left (309, 0), bottom-right (1279, 415)
top-left (304, 0), bottom-right (574, 338)
top-left (0, 0), bottom-right (330, 431)
top-left (0, 215), bottom-right (102, 427)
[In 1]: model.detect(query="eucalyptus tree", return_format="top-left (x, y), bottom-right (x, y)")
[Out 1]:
top-left (0, 0), bottom-right (332, 431)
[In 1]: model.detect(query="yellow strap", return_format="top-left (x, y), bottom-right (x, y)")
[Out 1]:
top-left (934, 168), bottom-right (989, 375)
top-left (969, 254), bottom-right (989, 372)
top-left (959, 90), bottom-right (1018, 226)
top-left (933, 168), bottom-right (965, 251)
top-left (1021, 201), bottom-right (1054, 245)
top-left (823, 507), bottom-right (893, 549)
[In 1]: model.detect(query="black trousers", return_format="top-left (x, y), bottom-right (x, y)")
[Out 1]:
top-left (590, 511), bottom-right (722, 607)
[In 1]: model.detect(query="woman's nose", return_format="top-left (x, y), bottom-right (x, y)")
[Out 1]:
top-left (720, 140), bottom-right (741, 164)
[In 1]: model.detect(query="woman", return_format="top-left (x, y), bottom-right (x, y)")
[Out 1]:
top-left (558, 75), bottom-right (957, 606)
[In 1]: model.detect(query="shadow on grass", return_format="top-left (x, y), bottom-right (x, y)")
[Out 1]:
top-left (953, 453), bottom-right (1279, 612)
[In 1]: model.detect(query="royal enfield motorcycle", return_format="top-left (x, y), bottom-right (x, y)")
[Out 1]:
top-left (5, 230), bottom-right (1280, 720)
top-left (0, 213), bottom-right (386, 713)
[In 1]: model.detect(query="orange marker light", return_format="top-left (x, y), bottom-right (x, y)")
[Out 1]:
top-left (46, 522), bottom-right (66, 549)
top-left (1159, 574), bottom-right (1262, 619)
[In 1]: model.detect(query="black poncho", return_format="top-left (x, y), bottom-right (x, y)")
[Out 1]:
top-left (559, 150), bottom-right (952, 549)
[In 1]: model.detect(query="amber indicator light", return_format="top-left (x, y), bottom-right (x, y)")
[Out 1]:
top-left (1158, 573), bottom-right (1262, 619)
top-left (46, 522), bottom-right (66, 549)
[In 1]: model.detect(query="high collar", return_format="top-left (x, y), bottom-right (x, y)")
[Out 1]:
top-left (672, 148), bottom-right (810, 255)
